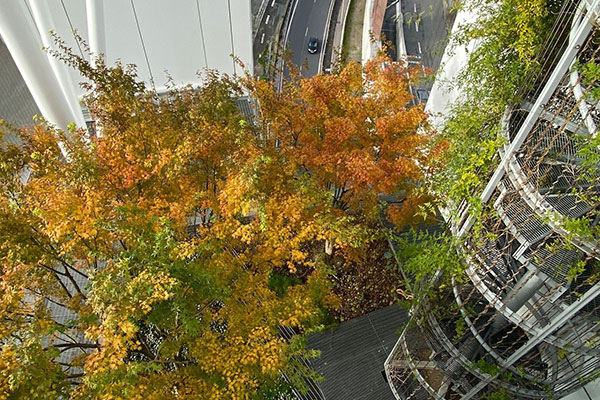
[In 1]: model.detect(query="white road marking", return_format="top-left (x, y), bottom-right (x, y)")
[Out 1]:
top-left (417, 41), bottom-right (422, 54)
top-left (318, 0), bottom-right (333, 74)
top-left (265, 14), bottom-right (270, 24)
top-left (261, 33), bottom-right (265, 44)
top-left (284, 0), bottom-right (299, 47)
top-left (415, 21), bottom-right (419, 32)
top-left (271, 0), bottom-right (276, 6)
top-left (305, 27), bottom-right (309, 37)
top-left (413, 3), bottom-right (416, 12)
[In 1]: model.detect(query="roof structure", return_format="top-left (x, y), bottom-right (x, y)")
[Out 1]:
top-left (306, 305), bottom-right (408, 400)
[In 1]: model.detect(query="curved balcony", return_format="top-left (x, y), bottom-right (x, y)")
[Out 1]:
top-left (500, 115), bottom-right (598, 256)
top-left (384, 326), bottom-right (450, 400)
top-left (492, 1), bottom-right (600, 261)
top-left (386, 287), bottom-right (600, 399)
top-left (451, 276), bottom-right (600, 395)
top-left (497, 26), bottom-right (600, 258)
top-left (387, 2), bottom-right (600, 399)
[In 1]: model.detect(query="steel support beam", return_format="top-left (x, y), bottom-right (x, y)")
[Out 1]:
top-left (29, 0), bottom-right (86, 128)
top-left (0, 0), bottom-right (82, 131)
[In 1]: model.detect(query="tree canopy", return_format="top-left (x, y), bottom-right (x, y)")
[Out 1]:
top-left (0, 48), bottom-right (428, 399)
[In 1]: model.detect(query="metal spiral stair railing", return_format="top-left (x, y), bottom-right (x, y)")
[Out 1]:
top-left (385, 1), bottom-right (600, 399)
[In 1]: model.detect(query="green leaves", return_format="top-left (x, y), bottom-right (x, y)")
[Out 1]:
top-left (0, 340), bottom-right (71, 400)
top-left (0, 33), bottom-right (438, 398)
top-left (267, 271), bottom-right (302, 297)
top-left (580, 60), bottom-right (600, 101)
top-left (424, 0), bottom-right (559, 229)
top-left (387, 228), bottom-right (466, 307)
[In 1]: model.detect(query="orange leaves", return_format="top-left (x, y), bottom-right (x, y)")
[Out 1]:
top-left (0, 45), bottom-right (435, 399)
top-left (248, 52), bottom-right (431, 223)
top-left (387, 195), bottom-right (432, 229)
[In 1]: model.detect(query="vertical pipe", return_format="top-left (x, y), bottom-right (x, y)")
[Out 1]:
top-left (0, 0), bottom-right (80, 131)
top-left (490, 272), bottom-right (544, 333)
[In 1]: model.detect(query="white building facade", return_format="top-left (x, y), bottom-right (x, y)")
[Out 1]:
top-left (0, 0), bottom-right (253, 130)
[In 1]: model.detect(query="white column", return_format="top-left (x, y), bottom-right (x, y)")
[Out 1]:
top-left (28, 0), bottom-right (86, 129)
top-left (0, 0), bottom-right (81, 131)
top-left (86, 0), bottom-right (106, 67)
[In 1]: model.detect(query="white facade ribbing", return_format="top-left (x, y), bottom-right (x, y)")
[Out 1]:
top-left (0, 0), bottom-right (253, 131)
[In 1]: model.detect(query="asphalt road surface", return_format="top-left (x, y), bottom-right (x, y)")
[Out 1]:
top-left (285, 0), bottom-right (333, 78)
top-left (401, 0), bottom-right (453, 74)
top-left (253, 0), bottom-right (288, 70)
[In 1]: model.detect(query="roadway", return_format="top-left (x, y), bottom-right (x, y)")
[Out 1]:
top-left (253, 0), bottom-right (288, 71)
top-left (401, 0), bottom-right (454, 74)
top-left (400, 0), bottom-right (455, 102)
top-left (284, 0), bottom-right (334, 78)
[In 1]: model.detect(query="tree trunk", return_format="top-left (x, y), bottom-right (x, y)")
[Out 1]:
top-left (325, 239), bottom-right (333, 256)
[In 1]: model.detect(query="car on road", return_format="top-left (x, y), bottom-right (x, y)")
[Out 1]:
top-left (308, 37), bottom-right (319, 54)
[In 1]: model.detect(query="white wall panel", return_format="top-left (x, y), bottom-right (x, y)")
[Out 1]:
top-left (41, 0), bottom-right (251, 89)
top-left (132, 0), bottom-right (206, 90)
top-left (198, 0), bottom-right (235, 75)
top-left (1, 0), bottom-right (252, 128)
top-left (46, 0), bottom-right (89, 58)
top-left (102, 0), bottom-right (152, 85)
top-left (229, 0), bottom-right (253, 73)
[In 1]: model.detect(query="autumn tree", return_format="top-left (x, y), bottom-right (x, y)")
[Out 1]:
top-left (0, 46), bottom-right (428, 399)
top-left (247, 54), bottom-right (429, 226)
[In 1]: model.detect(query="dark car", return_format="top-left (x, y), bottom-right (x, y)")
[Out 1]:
top-left (308, 37), bottom-right (319, 54)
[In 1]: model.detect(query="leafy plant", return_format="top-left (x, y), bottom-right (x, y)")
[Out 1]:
top-left (0, 37), bottom-right (432, 398)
